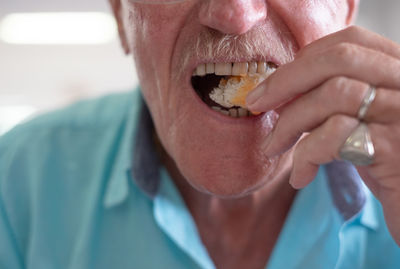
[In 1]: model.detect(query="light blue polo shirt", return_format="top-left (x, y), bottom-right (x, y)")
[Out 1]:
top-left (0, 90), bottom-right (399, 269)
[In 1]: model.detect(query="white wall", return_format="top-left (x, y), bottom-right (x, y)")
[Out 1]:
top-left (357, 0), bottom-right (400, 44)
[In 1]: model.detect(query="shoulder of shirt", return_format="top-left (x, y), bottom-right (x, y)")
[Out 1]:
top-left (0, 89), bottom-right (146, 256)
top-left (5, 90), bottom-right (139, 137)
top-left (0, 89), bottom-right (141, 182)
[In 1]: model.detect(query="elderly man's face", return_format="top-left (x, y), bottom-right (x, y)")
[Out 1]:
top-left (112, 0), bottom-right (355, 197)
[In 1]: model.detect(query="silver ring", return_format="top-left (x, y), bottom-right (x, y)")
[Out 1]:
top-left (339, 123), bottom-right (375, 166)
top-left (339, 85), bottom-right (377, 165)
top-left (358, 85), bottom-right (376, 120)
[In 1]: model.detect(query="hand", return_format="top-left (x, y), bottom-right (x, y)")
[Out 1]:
top-left (246, 26), bottom-right (400, 245)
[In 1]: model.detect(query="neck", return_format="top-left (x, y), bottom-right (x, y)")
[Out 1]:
top-left (160, 145), bottom-right (296, 229)
top-left (160, 146), bottom-right (297, 268)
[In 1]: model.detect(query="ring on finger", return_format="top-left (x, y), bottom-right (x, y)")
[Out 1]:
top-left (339, 122), bottom-right (375, 166)
top-left (339, 85), bottom-right (377, 166)
top-left (358, 85), bottom-right (377, 120)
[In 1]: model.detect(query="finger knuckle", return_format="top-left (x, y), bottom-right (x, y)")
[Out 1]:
top-left (325, 77), bottom-right (349, 93)
top-left (318, 78), bottom-right (344, 108)
top-left (293, 137), bottom-right (309, 162)
top-left (337, 78), bottom-right (367, 103)
top-left (326, 114), bottom-right (352, 130)
top-left (345, 25), bottom-right (365, 38)
top-left (329, 43), bottom-right (359, 63)
top-left (369, 124), bottom-right (393, 162)
top-left (321, 77), bottom-right (358, 110)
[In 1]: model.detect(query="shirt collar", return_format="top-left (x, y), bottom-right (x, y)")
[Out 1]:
top-left (325, 161), bottom-right (379, 230)
top-left (130, 98), bottom-right (161, 197)
top-left (103, 90), bottom-right (146, 208)
top-left (325, 160), bottom-right (366, 220)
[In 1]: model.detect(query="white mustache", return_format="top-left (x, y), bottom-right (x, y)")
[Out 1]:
top-left (179, 24), bottom-right (296, 76)
top-left (195, 27), bottom-right (272, 61)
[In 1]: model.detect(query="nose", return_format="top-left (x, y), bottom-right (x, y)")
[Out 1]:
top-left (199, 0), bottom-right (267, 35)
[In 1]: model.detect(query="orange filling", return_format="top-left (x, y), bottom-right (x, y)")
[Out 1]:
top-left (223, 75), bottom-right (262, 114)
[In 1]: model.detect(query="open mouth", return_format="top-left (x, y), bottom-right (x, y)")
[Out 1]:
top-left (191, 61), bottom-right (277, 118)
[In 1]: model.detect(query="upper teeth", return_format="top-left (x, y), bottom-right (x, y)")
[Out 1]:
top-left (193, 61), bottom-right (275, 76)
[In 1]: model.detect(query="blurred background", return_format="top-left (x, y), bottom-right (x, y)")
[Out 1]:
top-left (0, 0), bottom-right (399, 135)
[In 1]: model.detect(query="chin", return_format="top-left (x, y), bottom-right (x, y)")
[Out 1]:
top-left (175, 152), bottom-right (280, 199)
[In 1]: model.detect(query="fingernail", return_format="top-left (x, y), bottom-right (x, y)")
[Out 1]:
top-left (289, 166), bottom-right (299, 189)
top-left (290, 177), bottom-right (303, 190)
top-left (250, 110), bottom-right (261, 116)
top-left (246, 85), bottom-right (266, 107)
top-left (289, 174), bottom-right (298, 189)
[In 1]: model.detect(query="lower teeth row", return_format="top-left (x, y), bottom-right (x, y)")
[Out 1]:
top-left (211, 106), bottom-right (253, 117)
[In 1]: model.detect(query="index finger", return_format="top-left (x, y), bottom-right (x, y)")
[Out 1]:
top-left (299, 26), bottom-right (400, 61)
top-left (246, 43), bottom-right (400, 112)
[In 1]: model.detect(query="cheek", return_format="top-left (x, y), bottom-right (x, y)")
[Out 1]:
top-left (127, 5), bottom-right (188, 61)
top-left (270, 0), bottom-right (349, 47)
top-left (124, 5), bottom-right (197, 160)
top-left (126, 9), bottom-right (171, 74)
top-left (125, 7), bottom-right (183, 129)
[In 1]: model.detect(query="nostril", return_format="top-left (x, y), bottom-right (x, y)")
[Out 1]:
top-left (199, 0), bottom-right (267, 35)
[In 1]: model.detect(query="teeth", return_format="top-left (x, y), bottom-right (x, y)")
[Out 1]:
top-left (257, 61), bottom-right (267, 73)
top-left (196, 64), bottom-right (206, 76)
top-left (229, 108), bottom-right (238, 117)
top-left (212, 106), bottom-right (221, 112)
top-left (215, 63), bottom-right (232, 76)
top-left (212, 106), bottom-right (253, 118)
top-left (248, 62), bottom-right (257, 74)
top-left (206, 63), bottom-right (215, 74)
top-left (232, 62), bottom-right (248, 76)
top-left (194, 61), bottom-right (275, 77)
top-left (220, 110), bottom-right (229, 116)
top-left (238, 108), bottom-right (248, 117)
